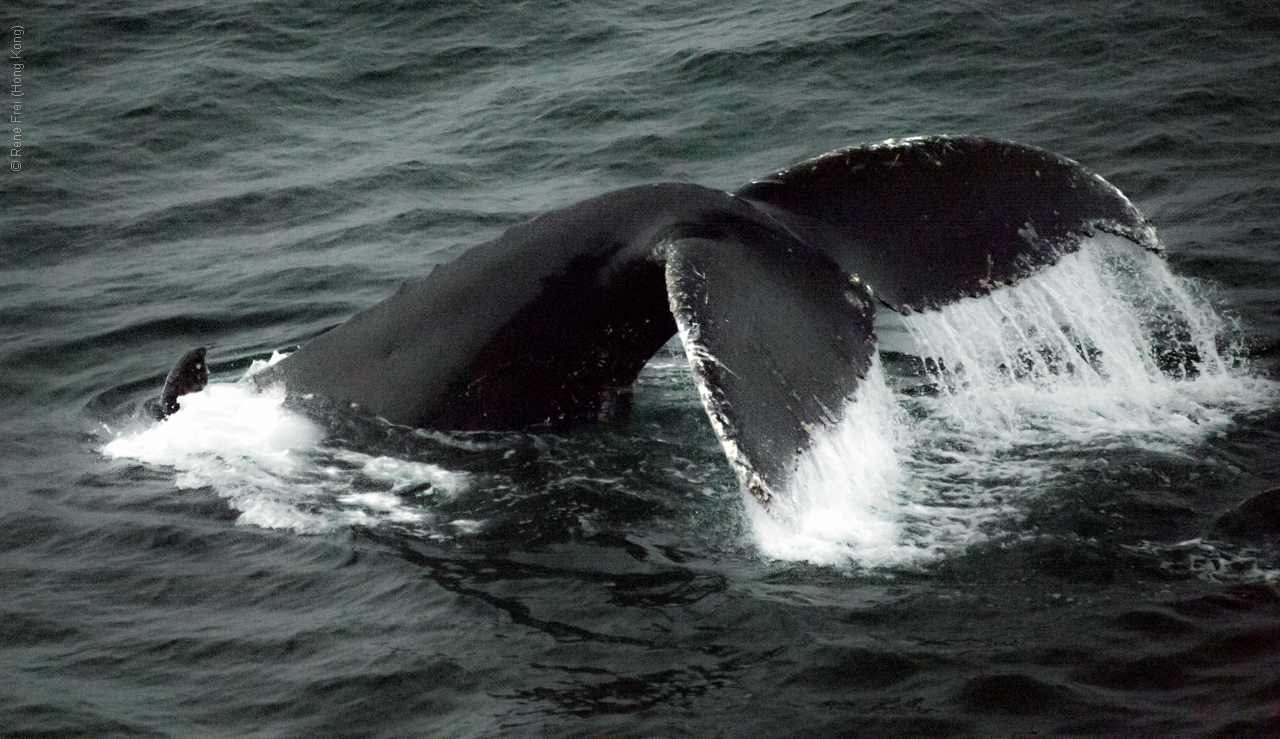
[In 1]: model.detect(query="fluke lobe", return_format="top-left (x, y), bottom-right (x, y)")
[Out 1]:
top-left (168, 136), bottom-right (1159, 511)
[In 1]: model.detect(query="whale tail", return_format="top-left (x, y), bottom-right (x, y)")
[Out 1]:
top-left (664, 235), bottom-right (877, 509)
top-left (671, 136), bottom-right (1158, 506)
top-left (735, 136), bottom-right (1158, 314)
top-left (196, 136), bottom-right (1158, 512)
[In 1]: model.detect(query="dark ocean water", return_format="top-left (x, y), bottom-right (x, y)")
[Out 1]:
top-left (4, 0), bottom-right (1280, 736)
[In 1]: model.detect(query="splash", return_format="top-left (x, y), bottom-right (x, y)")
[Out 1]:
top-left (749, 359), bottom-right (938, 565)
top-left (102, 355), bottom-right (469, 533)
top-left (757, 236), bottom-right (1278, 567)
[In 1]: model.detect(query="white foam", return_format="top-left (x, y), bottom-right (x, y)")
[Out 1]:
top-left (343, 453), bottom-right (471, 497)
top-left (102, 361), bottom-right (469, 534)
top-left (105, 382), bottom-right (322, 487)
top-left (755, 236), bottom-right (1279, 567)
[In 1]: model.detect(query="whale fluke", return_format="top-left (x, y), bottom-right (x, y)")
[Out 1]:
top-left (228, 136), bottom-right (1159, 511)
top-left (665, 236), bottom-right (876, 507)
top-left (736, 136), bottom-right (1158, 313)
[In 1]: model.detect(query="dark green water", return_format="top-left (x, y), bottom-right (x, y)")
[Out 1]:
top-left (3, 1), bottom-right (1280, 735)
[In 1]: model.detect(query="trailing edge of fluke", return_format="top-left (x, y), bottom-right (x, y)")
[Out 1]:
top-left (161, 136), bottom-right (1158, 512)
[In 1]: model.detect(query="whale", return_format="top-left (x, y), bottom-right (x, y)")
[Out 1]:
top-left (166, 136), bottom-right (1159, 510)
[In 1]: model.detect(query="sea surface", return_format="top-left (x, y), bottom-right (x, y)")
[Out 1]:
top-left (4, 1), bottom-right (1280, 736)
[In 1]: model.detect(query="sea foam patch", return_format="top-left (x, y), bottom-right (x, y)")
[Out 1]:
top-left (757, 236), bottom-right (1279, 568)
top-left (102, 357), bottom-right (469, 533)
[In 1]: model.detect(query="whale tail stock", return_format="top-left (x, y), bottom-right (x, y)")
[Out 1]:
top-left (168, 136), bottom-right (1157, 511)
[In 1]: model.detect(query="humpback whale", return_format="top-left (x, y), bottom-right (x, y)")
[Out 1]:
top-left (167, 136), bottom-right (1159, 510)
